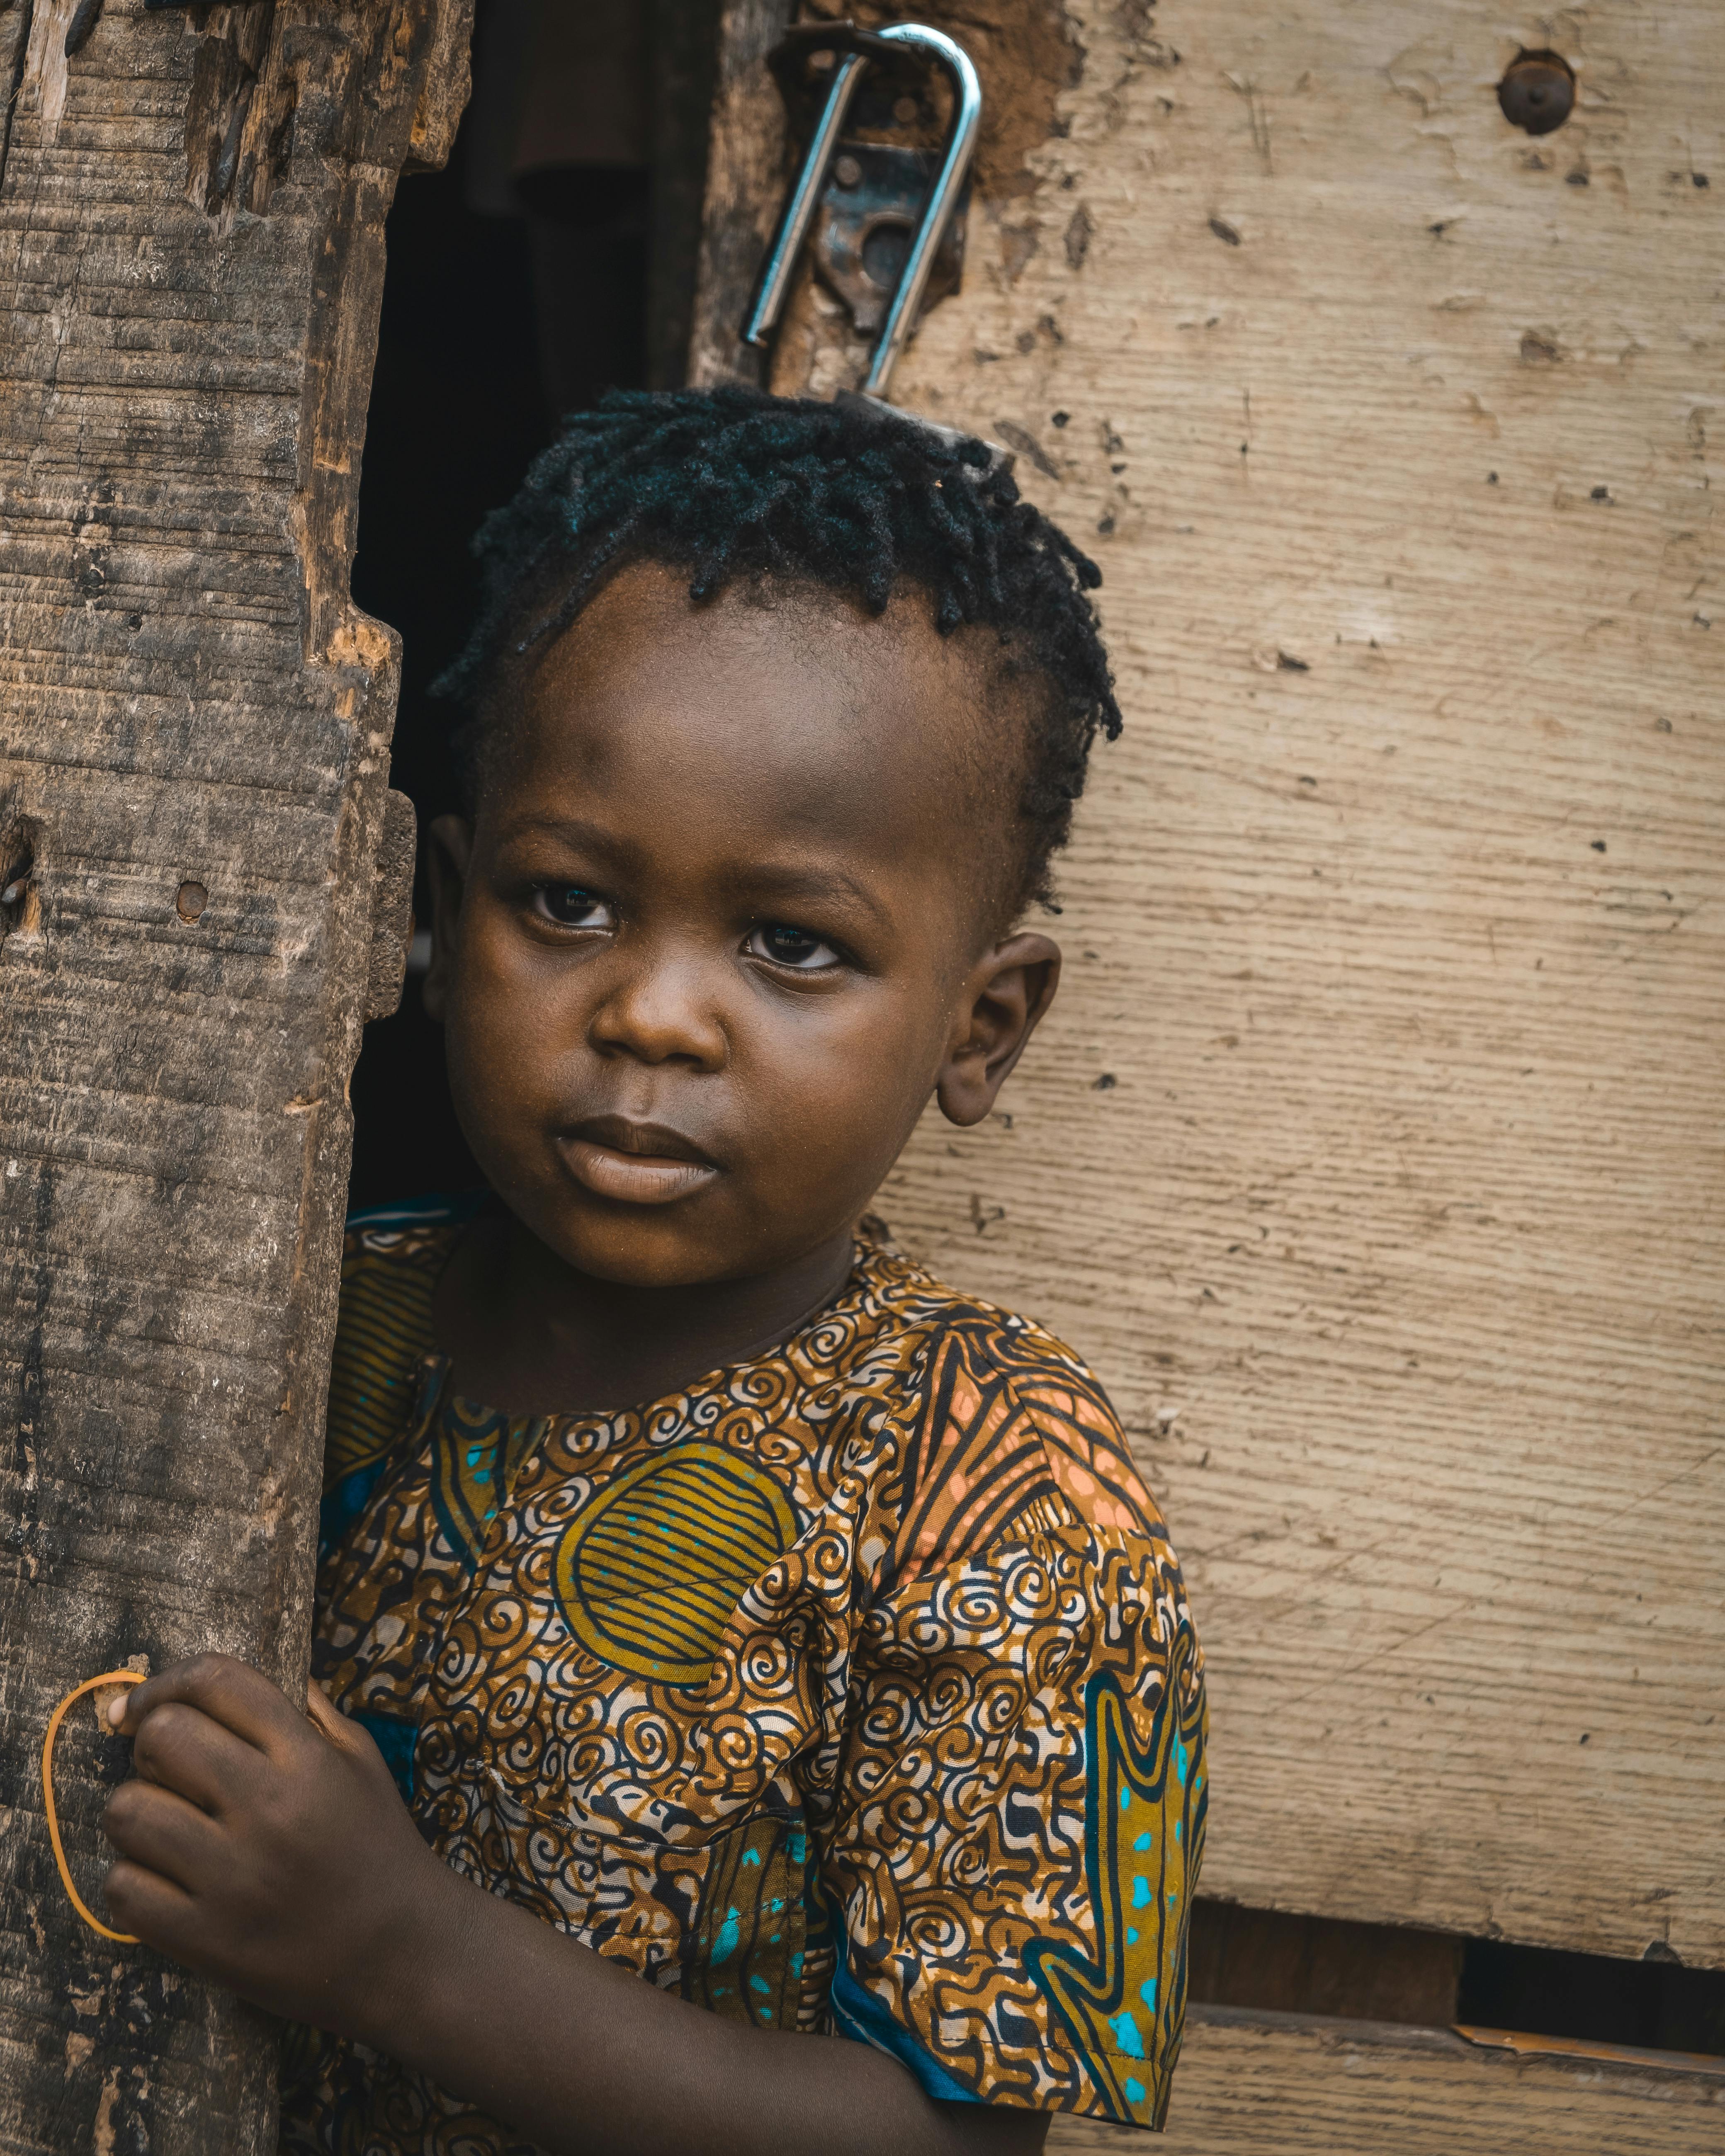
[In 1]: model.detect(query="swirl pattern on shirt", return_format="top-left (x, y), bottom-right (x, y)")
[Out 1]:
top-left (281, 1207), bottom-right (1206, 2151)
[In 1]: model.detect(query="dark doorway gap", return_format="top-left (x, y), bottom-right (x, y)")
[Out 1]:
top-left (346, 119), bottom-right (547, 1212)
top-left (1460, 1931), bottom-right (1725, 2057)
top-left (1190, 1900), bottom-right (1460, 2028)
top-left (1190, 1898), bottom-right (1725, 2060)
top-left (347, 2), bottom-right (719, 1213)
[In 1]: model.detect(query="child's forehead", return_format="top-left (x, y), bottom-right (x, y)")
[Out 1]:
top-left (515, 559), bottom-right (1018, 803)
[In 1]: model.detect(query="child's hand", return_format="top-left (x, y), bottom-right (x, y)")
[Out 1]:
top-left (100, 1661), bottom-right (1045, 2155)
top-left (100, 1654), bottom-right (451, 2037)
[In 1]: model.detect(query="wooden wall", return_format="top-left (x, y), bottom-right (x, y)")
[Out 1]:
top-left (696, 0), bottom-right (1725, 1986)
top-left (1053, 2009), bottom-right (1725, 2155)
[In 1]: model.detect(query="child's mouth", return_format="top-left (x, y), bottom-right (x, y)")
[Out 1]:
top-left (558, 1119), bottom-right (720, 1207)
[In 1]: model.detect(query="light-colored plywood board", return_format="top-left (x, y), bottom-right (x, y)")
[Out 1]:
top-left (1048, 2009), bottom-right (1725, 2154)
top-left (741, 2), bottom-right (1725, 1963)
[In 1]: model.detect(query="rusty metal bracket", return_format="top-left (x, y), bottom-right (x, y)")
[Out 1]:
top-left (813, 141), bottom-right (967, 340)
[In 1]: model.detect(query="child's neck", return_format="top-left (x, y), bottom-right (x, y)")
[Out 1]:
top-left (431, 1210), bottom-right (858, 1418)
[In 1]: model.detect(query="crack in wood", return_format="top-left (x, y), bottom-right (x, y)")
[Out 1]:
top-left (183, 0), bottom-right (286, 221)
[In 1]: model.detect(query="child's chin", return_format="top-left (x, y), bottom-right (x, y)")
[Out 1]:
top-left (551, 1205), bottom-right (759, 1290)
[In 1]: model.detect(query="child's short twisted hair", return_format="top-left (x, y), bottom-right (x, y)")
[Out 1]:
top-left (435, 385), bottom-right (1121, 916)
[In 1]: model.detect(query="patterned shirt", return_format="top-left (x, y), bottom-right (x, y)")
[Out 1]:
top-left (280, 1197), bottom-right (1207, 2149)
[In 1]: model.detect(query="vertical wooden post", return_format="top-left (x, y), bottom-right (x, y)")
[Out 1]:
top-left (0, 3), bottom-right (470, 2148)
top-left (687, 0), bottom-right (791, 388)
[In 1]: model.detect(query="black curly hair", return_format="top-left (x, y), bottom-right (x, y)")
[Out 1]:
top-left (434, 384), bottom-right (1121, 917)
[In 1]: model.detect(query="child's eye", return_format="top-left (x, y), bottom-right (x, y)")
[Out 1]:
top-left (532, 884), bottom-right (614, 931)
top-left (746, 922), bottom-right (842, 971)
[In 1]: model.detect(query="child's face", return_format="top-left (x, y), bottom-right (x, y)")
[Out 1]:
top-left (424, 561), bottom-right (1059, 1288)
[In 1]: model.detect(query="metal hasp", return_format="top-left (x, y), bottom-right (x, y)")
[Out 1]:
top-left (818, 144), bottom-right (969, 340)
top-left (743, 20), bottom-right (982, 400)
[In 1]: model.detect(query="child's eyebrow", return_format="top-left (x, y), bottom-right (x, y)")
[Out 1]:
top-left (732, 861), bottom-right (891, 927)
top-left (491, 813), bottom-right (637, 864)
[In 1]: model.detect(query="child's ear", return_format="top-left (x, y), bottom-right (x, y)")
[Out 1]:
top-left (935, 932), bottom-right (1062, 1128)
top-left (420, 815), bottom-right (474, 1025)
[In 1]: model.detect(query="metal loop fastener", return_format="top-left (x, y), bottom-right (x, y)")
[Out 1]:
top-left (743, 21), bottom-right (982, 401)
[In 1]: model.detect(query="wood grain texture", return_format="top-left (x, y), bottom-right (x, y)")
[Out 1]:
top-left (0, 2), bottom-right (469, 2148)
top-left (687, 0), bottom-right (793, 386)
top-left (722, 1), bottom-right (1725, 1966)
top-left (1047, 2008), bottom-right (1725, 2154)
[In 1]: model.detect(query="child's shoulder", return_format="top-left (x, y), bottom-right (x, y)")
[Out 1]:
top-left (325, 1192), bottom-right (486, 1494)
top-left (343, 1188), bottom-right (489, 1269)
top-left (850, 1226), bottom-right (1168, 1556)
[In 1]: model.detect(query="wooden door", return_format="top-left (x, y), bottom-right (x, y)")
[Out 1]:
top-left (692, 0), bottom-right (1725, 2140)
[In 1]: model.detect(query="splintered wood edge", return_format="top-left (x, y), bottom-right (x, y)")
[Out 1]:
top-left (88, 1655), bottom-right (150, 1733)
top-left (406, 0), bottom-right (476, 173)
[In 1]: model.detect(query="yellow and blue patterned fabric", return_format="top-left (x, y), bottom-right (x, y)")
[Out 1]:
top-left (282, 1197), bottom-right (1207, 2149)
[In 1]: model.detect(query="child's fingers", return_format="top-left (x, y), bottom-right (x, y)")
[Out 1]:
top-left (102, 1856), bottom-right (199, 1955)
top-left (110, 1653), bottom-right (302, 1756)
top-left (102, 1777), bottom-right (224, 1895)
top-left (304, 1679), bottom-right (357, 1750)
top-left (130, 1697), bottom-right (265, 1814)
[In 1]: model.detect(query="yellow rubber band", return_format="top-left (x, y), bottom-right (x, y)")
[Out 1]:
top-left (42, 1670), bottom-right (146, 1944)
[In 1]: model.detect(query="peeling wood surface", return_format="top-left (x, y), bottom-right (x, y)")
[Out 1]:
top-left (1048, 2008), bottom-right (1725, 2154)
top-left (704, 1), bottom-right (1725, 1967)
top-left (0, 2), bottom-right (469, 2149)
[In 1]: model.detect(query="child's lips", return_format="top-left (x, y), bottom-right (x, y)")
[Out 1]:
top-left (557, 1120), bottom-right (719, 1207)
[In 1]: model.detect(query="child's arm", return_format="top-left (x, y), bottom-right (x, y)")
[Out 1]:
top-left (102, 1656), bottom-right (1048, 2156)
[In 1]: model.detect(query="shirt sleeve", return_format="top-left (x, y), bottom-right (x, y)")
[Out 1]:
top-left (818, 1325), bottom-right (1208, 2132)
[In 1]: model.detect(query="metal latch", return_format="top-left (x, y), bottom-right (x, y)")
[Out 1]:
top-left (744, 21), bottom-right (982, 401)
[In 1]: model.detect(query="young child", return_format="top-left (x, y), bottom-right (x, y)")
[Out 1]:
top-left (102, 388), bottom-right (1207, 2153)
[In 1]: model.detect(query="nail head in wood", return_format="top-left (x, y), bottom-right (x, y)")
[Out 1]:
top-left (1498, 51), bottom-right (1576, 136)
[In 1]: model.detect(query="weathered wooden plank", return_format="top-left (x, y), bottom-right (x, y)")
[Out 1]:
top-left (0, 2), bottom-right (471, 2149)
top-left (688, 0), bottom-right (793, 388)
top-left (1049, 2008), bottom-right (1725, 2154)
top-left (703, 0), bottom-right (1725, 1967)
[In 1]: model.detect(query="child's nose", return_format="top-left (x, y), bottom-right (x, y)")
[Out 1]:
top-left (585, 941), bottom-right (729, 1069)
